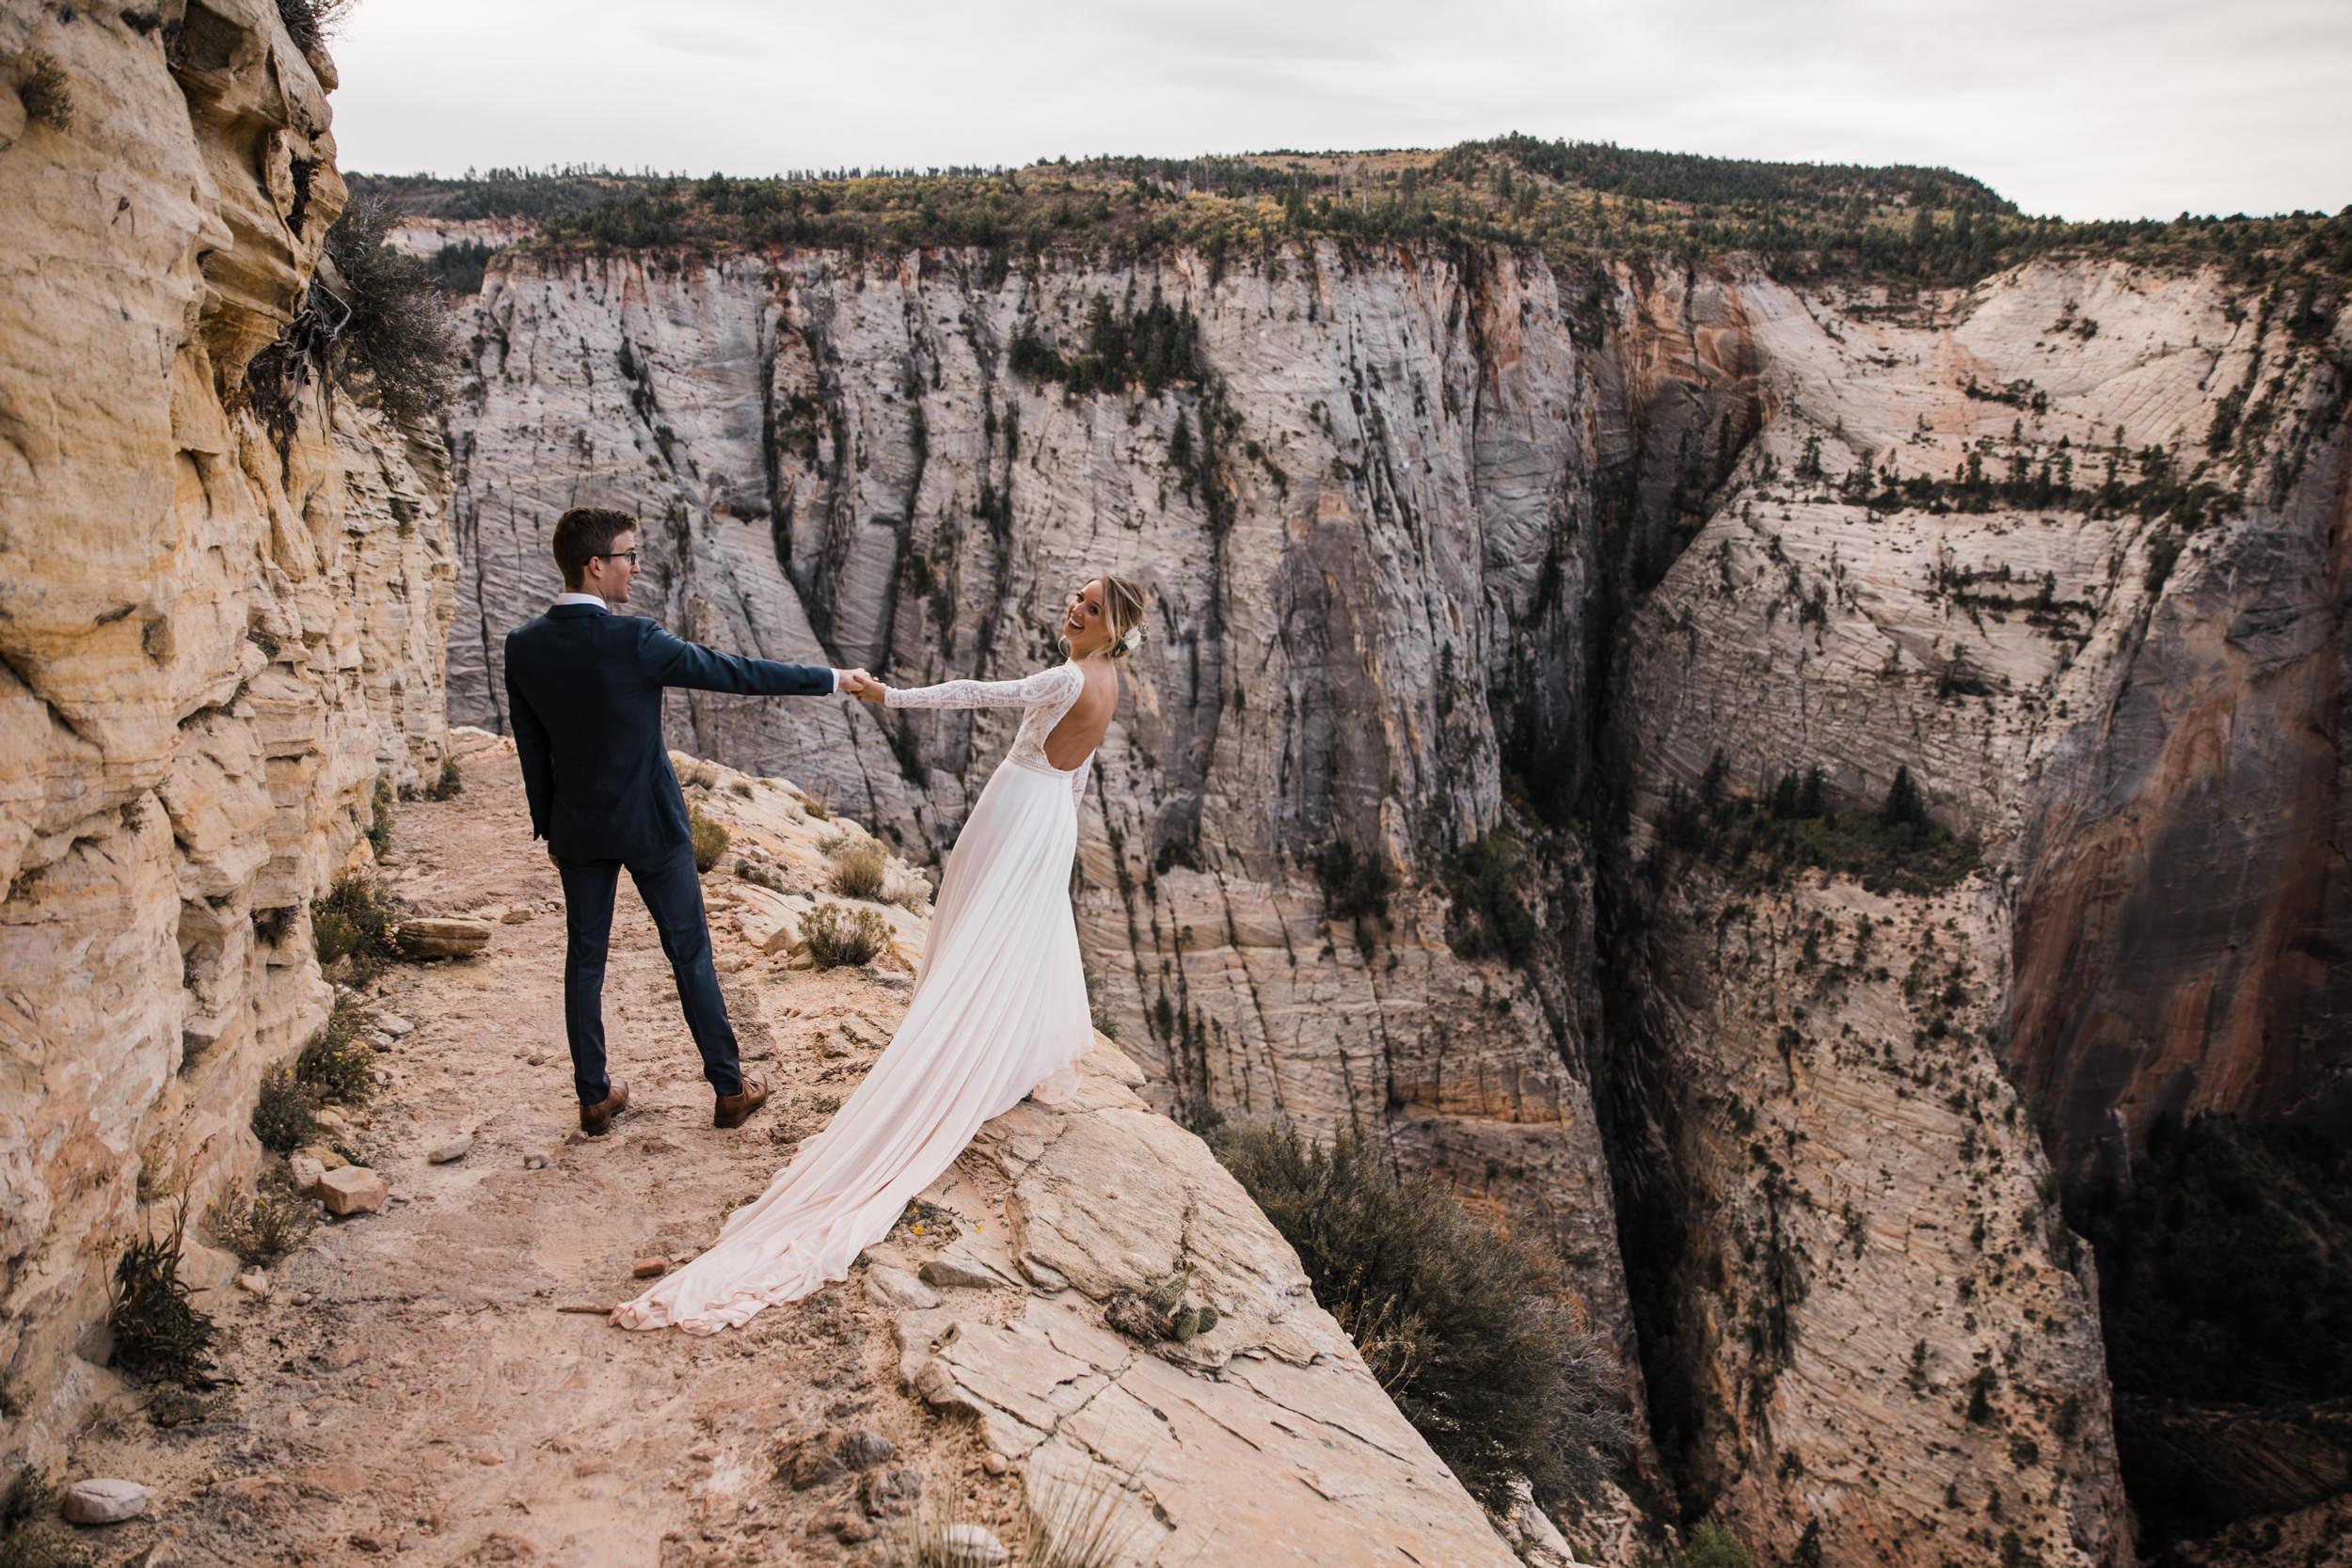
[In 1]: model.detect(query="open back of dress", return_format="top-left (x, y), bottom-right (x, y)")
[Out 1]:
top-left (614, 665), bottom-right (1098, 1333)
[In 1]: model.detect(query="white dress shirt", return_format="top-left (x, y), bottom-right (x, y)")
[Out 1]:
top-left (550, 593), bottom-right (844, 692)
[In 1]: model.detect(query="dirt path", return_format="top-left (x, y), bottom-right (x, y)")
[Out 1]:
top-left (50, 730), bottom-right (1525, 1568)
top-left (61, 728), bottom-right (994, 1567)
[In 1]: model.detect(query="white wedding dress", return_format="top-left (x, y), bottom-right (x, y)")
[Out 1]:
top-left (613, 663), bottom-right (1100, 1334)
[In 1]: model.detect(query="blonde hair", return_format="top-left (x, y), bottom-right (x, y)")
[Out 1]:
top-left (1099, 574), bottom-right (1147, 658)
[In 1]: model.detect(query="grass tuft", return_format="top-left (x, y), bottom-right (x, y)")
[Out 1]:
top-left (295, 990), bottom-right (377, 1104)
top-left (689, 804), bottom-right (730, 873)
top-left (829, 841), bottom-right (888, 900)
top-left (251, 1069), bottom-right (320, 1152)
top-left (311, 869), bottom-right (403, 980)
top-left (0, 1465), bottom-right (95, 1568)
top-left (208, 1172), bottom-right (317, 1265)
top-left (108, 1199), bottom-right (216, 1377)
top-left (803, 902), bottom-right (891, 969)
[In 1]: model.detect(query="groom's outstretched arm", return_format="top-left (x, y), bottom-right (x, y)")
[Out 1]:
top-left (635, 622), bottom-right (838, 697)
top-left (506, 661), bottom-right (557, 842)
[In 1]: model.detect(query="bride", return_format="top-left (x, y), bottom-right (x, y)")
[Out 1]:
top-left (613, 575), bottom-right (1149, 1334)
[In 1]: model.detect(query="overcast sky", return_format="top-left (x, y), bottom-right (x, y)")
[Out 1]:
top-left (327, 0), bottom-right (2351, 222)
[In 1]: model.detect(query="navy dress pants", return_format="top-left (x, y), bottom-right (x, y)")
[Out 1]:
top-left (555, 841), bottom-right (744, 1104)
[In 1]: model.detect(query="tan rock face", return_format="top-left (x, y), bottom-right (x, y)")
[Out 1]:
top-left (1612, 261), bottom-right (2350, 1562)
top-left (0, 1), bottom-right (452, 1439)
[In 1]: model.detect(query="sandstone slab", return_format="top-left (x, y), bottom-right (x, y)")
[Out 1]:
top-left (396, 918), bottom-right (491, 958)
top-left (317, 1168), bottom-right (388, 1216)
top-left (61, 1479), bottom-right (147, 1525)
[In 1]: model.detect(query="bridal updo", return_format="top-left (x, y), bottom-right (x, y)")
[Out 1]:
top-left (1099, 574), bottom-right (1147, 659)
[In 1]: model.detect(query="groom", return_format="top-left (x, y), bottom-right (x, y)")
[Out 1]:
top-left (505, 506), bottom-right (875, 1135)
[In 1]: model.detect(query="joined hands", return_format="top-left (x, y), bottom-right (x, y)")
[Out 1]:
top-left (839, 669), bottom-right (889, 705)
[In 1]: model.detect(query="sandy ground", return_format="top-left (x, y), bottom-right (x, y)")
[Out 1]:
top-left (56, 730), bottom-right (1013, 1567)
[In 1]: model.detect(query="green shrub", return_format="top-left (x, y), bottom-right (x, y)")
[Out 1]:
top-left (2073, 1114), bottom-right (2352, 1404)
top-left (1443, 832), bottom-right (1538, 966)
top-left (365, 777), bottom-right (394, 855)
top-left (207, 1179), bottom-right (316, 1265)
top-left (1214, 1122), bottom-right (1626, 1507)
top-left (323, 196), bottom-right (457, 425)
top-left (251, 1069), bottom-right (319, 1152)
top-left (1656, 753), bottom-right (1979, 895)
top-left (802, 902), bottom-right (891, 968)
top-left (295, 991), bottom-right (376, 1104)
top-left (311, 869), bottom-right (402, 978)
top-left (689, 804), bottom-right (730, 873)
top-left (421, 756), bottom-right (462, 800)
top-left (1685, 1522), bottom-right (1755, 1568)
top-left (108, 1201), bottom-right (215, 1376)
top-left (829, 841), bottom-right (888, 900)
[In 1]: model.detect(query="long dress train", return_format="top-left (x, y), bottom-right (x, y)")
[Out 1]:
top-left (613, 664), bottom-right (1099, 1334)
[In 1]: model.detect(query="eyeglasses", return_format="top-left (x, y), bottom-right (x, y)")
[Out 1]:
top-left (595, 550), bottom-right (640, 565)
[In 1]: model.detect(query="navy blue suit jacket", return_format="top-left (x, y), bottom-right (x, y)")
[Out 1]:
top-left (504, 604), bottom-right (834, 862)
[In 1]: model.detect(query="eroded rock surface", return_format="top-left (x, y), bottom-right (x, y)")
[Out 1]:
top-left (0, 0), bottom-right (453, 1444)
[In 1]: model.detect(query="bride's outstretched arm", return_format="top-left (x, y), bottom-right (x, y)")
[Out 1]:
top-left (881, 666), bottom-right (1080, 710)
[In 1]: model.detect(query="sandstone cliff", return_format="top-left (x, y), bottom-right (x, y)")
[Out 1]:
top-left (0, 0), bottom-right (454, 1448)
top-left (1610, 261), bottom-right (2348, 1562)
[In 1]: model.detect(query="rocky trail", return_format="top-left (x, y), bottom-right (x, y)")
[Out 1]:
top-left (48, 729), bottom-right (1526, 1568)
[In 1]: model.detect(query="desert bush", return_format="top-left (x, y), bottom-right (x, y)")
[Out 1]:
top-left (365, 777), bottom-right (394, 855)
top-left (1656, 752), bottom-right (1979, 895)
top-left (689, 804), bottom-right (730, 872)
top-left (311, 869), bottom-right (402, 978)
top-left (14, 52), bottom-right (72, 132)
top-left (322, 196), bottom-right (457, 424)
top-left (275, 0), bottom-right (358, 52)
top-left (295, 990), bottom-right (377, 1104)
top-left (1444, 832), bottom-right (1538, 966)
top-left (1685, 1523), bottom-right (1756, 1568)
top-left (251, 1069), bottom-right (319, 1152)
top-left (1214, 1122), bottom-right (1627, 1507)
top-left (803, 902), bottom-right (891, 968)
top-left (109, 1200), bottom-right (215, 1376)
top-left (208, 1178), bottom-right (316, 1266)
top-left (0, 1465), bottom-right (95, 1568)
top-left (829, 841), bottom-right (888, 899)
top-left (422, 756), bottom-right (462, 800)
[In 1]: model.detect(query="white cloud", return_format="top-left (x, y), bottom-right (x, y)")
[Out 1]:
top-left (326, 0), bottom-right (2352, 219)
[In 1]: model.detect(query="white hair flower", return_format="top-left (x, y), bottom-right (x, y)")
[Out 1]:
top-left (1118, 626), bottom-right (1145, 654)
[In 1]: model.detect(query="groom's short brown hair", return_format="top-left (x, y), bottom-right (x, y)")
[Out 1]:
top-left (552, 507), bottom-right (636, 589)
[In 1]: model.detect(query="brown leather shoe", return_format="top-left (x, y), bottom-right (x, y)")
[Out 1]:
top-left (713, 1075), bottom-right (769, 1130)
top-left (580, 1078), bottom-right (628, 1136)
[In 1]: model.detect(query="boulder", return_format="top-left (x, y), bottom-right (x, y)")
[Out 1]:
top-left (864, 1265), bottom-right (939, 1310)
top-left (395, 918), bottom-right (491, 958)
top-left (287, 1156), bottom-right (327, 1195)
top-left (427, 1133), bottom-right (472, 1164)
top-left (317, 1167), bottom-right (388, 1216)
top-left (918, 1257), bottom-right (1003, 1291)
top-left (61, 1479), bottom-right (148, 1525)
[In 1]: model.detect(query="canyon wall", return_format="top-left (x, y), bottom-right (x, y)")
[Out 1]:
top-left (1611, 262), bottom-right (2347, 1562)
top-left (443, 245), bottom-right (1665, 1415)
top-left (0, 0), bottom-right (454, 1448)
top-left (442, 230), bottom-right (2351, 1561)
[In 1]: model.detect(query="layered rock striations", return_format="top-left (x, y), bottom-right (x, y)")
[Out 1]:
top-left (441, 245), bottom-right (1692, 1410)
top-left (1612, 262), bottom-right (2348, 1561)
top-left (0, 0), bottom-right (453, 1444)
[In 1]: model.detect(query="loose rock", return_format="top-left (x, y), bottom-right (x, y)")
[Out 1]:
top-left (979, 1450), bottom-right (1009, 1477)
top-left (61, 1478), bottom-right (148, 1525)
top-left (395, 918), bottom-right (491, 959)
top-left (235, 1270), bottom-right (269, 1297)
top-left (863, 1265), bottom-right (938, 1310)
top-left (318, 1167), bottom-right (389, 1216)
top-left (943, 1523), bottom-right (1009, 1565)
top-left (918, 1257), bottom-right (1000, 1291)
top-left (376, 1015), bottom-right (414, 1037)
top-left (521, 1151), bottom-right (549, 1170)
top-left (500, 907), bottom-right (533, 925)
top-left (294, 1143), bottom-right (349, 1172)
top-left (427, 1133), bottom-right (473, 1164)
top-left (836, 1430), bottom-right (895, 1470)
top-left (857, 1466), bottom-right (922, 1519)
top-left (288, 1156), bottom-right (327, 1196)
top-left (631, 1257), bottom-right (667, 1278)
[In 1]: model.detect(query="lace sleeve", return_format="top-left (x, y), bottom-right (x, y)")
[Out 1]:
top-left (1070, 753), bottom-right (1091, 812)
top-left (882, 665), bottom-right (1079, 710)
